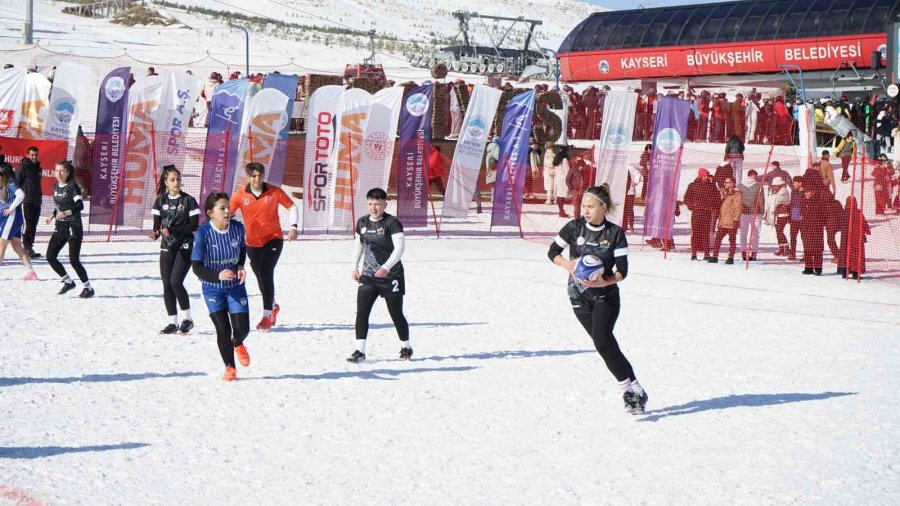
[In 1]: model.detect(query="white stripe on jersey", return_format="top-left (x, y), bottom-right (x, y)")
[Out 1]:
top-left (1, 212), bottom-right (17, 240)
top-left (614, 247), bottom-right (628, 257)
top-left (189, 209), bottom-right (200, 216)
top-left (554, 234), bottom-right (568, 248)
top-left (151, 209), bottom-right (161, 216)
top-left (73, 195), bottom-right (82, 202)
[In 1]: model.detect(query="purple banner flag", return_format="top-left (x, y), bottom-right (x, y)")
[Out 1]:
top-left (643, 96), bottom-right (691, 240)
top-left (491, 90), bottom-right (535, 227)
top-left (89, 66), bottom-right (131, 226)
top-left (200, 78), bottom-right (251, 202)
top-left (261, 73), bottom-right (299, 186)
top-left (395, 85), bottom-right (433, 227)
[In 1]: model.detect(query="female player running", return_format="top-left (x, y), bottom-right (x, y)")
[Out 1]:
top-left (230, 162), bottom-right (299, 331)
top-left (547, 185), bottom-right (647, 414)
top-left (347, 187), bottom-right (411, 363)
top-left (0, 165), bottom-right (37, 279)
top-left (45, 161), bottom-right (93, 298)
top-left (150, 165), bottom-right (199, 335)
top-left (192, 192), bottom-right (251, 382)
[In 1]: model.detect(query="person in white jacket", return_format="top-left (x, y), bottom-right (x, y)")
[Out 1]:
top-left (543, 141), bottom-right (556, 204)
top-left (623, 164), bottom-right (643, 232)
top-left (764, 176), bottom-right (791, 256)
top-left (551, 146), bottom-right (571, 217)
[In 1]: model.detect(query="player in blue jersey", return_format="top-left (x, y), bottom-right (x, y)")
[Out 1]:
top-left (547, 185), bottom-right (647, 415)
top-left (191, 192), bottom-right (251, 382)
top-left (0, 164), bottom-right (37, 279)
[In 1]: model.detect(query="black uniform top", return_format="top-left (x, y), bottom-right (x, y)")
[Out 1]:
top-left (355, 213), bottom-right (404, 278)
top-left (52, 181), bottom-right (84, 223)
top-left (16, 158), bottom-right (43, 204)
top-left (548, 217), bottom-right (629, 300)
top-left (151, 192), bottom-right (200, 252)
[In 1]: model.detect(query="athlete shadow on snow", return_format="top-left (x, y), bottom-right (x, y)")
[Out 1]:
top-left (0, 371), bottom-right (206, 387)
top-left (270, 322), bottom-right (487, 333)
top-left (638, 391), bottom-right (857, 423)
top-left (251, 366), bottom-right (477, 382)
top-left (416, 349), bottom-right (595, 362)
top-left (0, 443), bottom-right (149, 459)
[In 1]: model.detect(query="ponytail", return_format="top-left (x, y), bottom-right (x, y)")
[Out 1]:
top-left (584, 184), bottom-right (616, 212)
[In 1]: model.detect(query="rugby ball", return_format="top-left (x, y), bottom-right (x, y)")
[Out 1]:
top-left (573, 255), bottom-right (604, 281)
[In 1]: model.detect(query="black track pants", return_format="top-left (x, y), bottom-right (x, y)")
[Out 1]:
top-left (355, 284), bottom-right (409, 342)
top-left (573, 291), bottom-right (636, 383)
top-left (209, 310), bottom-right (250, 367)
top-left (46, 233), bottom-right (88, 282)
top-left (246, 239), bottom-right (283, 311)
top-left (160, 249), bottom-right (192, 316)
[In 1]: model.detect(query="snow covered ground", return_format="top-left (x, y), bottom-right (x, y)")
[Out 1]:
top-left (2, 233), bottom-right (899, 504)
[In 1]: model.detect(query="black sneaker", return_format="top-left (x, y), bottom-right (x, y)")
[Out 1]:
top-left (159, 324), bottom-right (179, 335)
top-left (623, 391), bottom-right (644, 415)
top-left (813, 268), bottom-right (822, 276)
top-left (633, 386), bottom-right (649, 413)
top-left (690, 254), bottom-right (697, 261)
top-left (79, 287), bottom-right (95, 298)
top-left (29, 251), bottom-right (41, 259)
top-left (399, 347), bottom-right (413, 360)
top-left (724, 257), bottom-right (734, 265)
top-left (179, 320), bottom-right (194, 335)
top-left (58, 281), bottom-right (77, 294)
top-left (802, 268), bottom-right (814, 275)
top-left (346, 350), bottom-right (366, 363)
top-left (706, 257), bottom-right (718, 263)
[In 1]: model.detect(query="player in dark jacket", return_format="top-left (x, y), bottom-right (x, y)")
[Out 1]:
top-left (15, 146), bottom-right (43, 258)
top-left (348, 187), bottom-right (411, 363)
top-left (150, 165), bottom-right (200, 335)
top-left (547, 185), bottom-right (647, 415)
top-left (44, 161), bottom-right (93, 298)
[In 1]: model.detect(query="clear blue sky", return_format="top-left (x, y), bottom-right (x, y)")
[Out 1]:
top-left (586, 0), bottom-right (723, 9)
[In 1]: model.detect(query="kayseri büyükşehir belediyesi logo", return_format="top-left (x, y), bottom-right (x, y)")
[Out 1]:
top-left (605, 124), bottom-right (629, 148)
top-left (656, 128), bottom-right (682, 155)
top-left (104, 77), bottom-right (126, 103)
top-left (51, 97), bottom-right (77, 128)
top-left (598, 60), bottom-right (610, 74)
top-left (405, 93), bottom-right (429, 117)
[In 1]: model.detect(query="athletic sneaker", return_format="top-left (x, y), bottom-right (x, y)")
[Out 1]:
top-left (159, 323), bottom-right (179, 335)
top-left (222, 366), bottom-right (237, 382)
top-left (256, 316), bottom-right (273, 331)
top-left (79, 287), bottom-right (95, 299)
top-left (235, 345), bottom-right (250, 367)
top-left (58, 280), bottom-right (76, 295)
top-left (178, 320), bottom-right (194, 335)
top-left (633, 386), bottom-right (649, 413)
top-left (22, 270), bottom-right (38, 281)
top-left (399, 347), bottom-right (413, 360)
top-left (270, 304), bottom-right (280, 325)
top-left (346, 350), bottom-right (366, 363)
top-left (623, 391), bottom-right (645, 415)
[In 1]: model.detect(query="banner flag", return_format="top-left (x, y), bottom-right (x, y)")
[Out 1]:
top-left (491, 90), bottom-right (536, 227)
top-left (89, 66), bottom-right (131, 226)
top-left (17, 73), bottom-right (52, 139)
top-left (261, 73), bottom-right (299, 186)
top-left (442, 84), bottom-right (502, 218)
top-left (120, 76), bottom-right (164, 227)
top-left (0, 68), bottom-right (26, 138)
top-left (45, 62), bottom-right (93, 143)
top-left (395, 84), bottom-right (433, 227)
top-left (644, 96), bottom-right (691, 240)
top-left (353, 86), bottom-right (403, 223)
top-left (234, 88), bottom-right (290, 192)
top-left (593, 90), bottom-right (638, 226)
top-left (199, 78), bottom-right (251, 202)
top-left (301, 85), bottom-right (344, 231)
top-left (332, 88), bottom-right (372, 230)
top-left (155, 71), bottom-right (202, 170)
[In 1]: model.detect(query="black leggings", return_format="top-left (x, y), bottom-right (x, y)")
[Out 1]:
top-left (209, 310), bottom-right (250, 367)
top-left (573, 291), bottom-right (635, 383)
top-left (246, 239), bottom-right (283, 311)
top-left (46, 232), bottom-right (89, 283)
top-left (160, 249), bottom-right (192, 316)
top-left (355, 286), bottom-right (409, 342)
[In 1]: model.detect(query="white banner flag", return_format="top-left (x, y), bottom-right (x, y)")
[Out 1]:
top-left (331, 88), bottom-right (372, 230)
top-left (0, 68), bottom-right (26, 138)
top-left (234, 88), bottom-right (290, 192)
top-left (302, 85), bottom-right (344, 232)
top-left (353, 86), bottom-right (403, 225)
top-left (442, 84), bottom-right (502, 218)
top-left (17, 73), bottom-right (52, 139)
top-left (122, 76), bottom-right (164, 228)
top-left (155, 70), bottom-right (202, 170)
top-left (593, 90), bottom-right (638, 227)
top-left (45, 62), bottom-right (92, 142)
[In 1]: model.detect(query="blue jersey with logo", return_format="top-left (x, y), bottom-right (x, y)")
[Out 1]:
top-left (1, 181), bottom-right (20, 212)
top-left (191, 220), bottom-right (246, 291)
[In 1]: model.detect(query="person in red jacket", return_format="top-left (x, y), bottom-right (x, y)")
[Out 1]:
top-left (837, 195), bottom-right (870, 279)
top-left (427, 145), bottom-right (446, 196)
top-left (683, 168), bottom-right (721, 260)
top-left (799, 175), bottom-right (826, 275)
top-left (872, 154), bottom-right (894, 215)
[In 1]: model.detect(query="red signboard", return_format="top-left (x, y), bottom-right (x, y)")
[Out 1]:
top-left (0, 136), bottom-right (70, 194)
top-left (560, 33), bottom-right (887, 82)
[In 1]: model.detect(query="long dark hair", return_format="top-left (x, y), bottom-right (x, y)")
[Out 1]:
top-left (0, 168), bottom-right (9, 201)
top-left (552, 145), bottom-right (570, 167)
top-left (56, 160), bottom-right (78, 186)
top-left (156, 165), bottom-right (181, 197)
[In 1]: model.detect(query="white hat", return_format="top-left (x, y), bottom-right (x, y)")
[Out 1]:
top-left (771, 176), bottom-right (785, 185)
